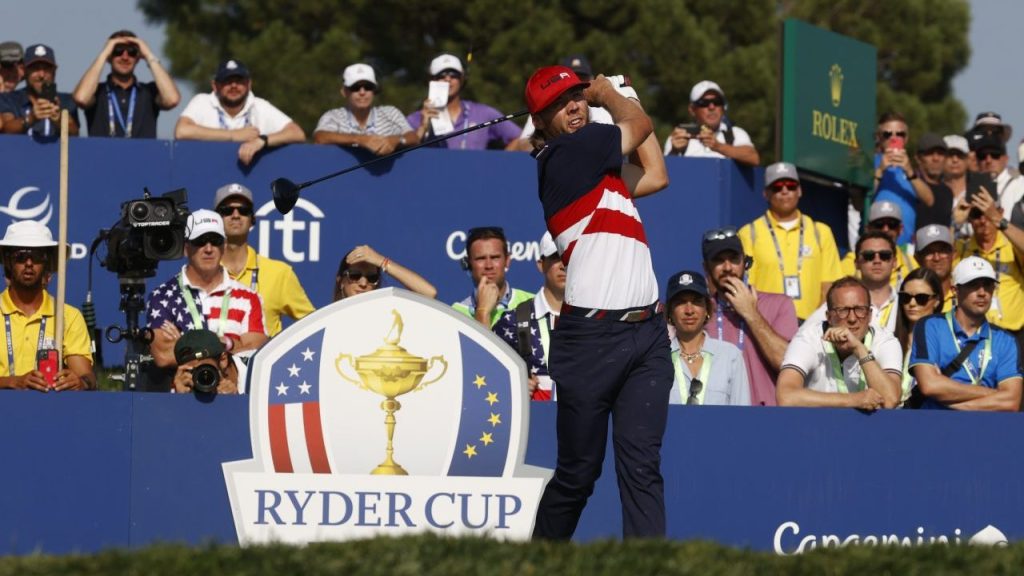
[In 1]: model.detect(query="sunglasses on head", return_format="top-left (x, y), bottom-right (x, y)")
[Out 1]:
top-left (348, 82), bottom-right (376, 93)
top-left (899, 292), bottom-right (935, 306)
top-left (189, 234), bottom-right (225, 248)
top-left (977, 151), bottom-right (1004, 161)
top-left (342, 270), bottom-right (380, 284)
top-left (881, 130), bottom-right (907, 139)
top-left (433, 70), bottom-right (462, 80)
top-left (702, 227), bottom-right (738, 243)
top-left (215, 204), bottom-right (253, 217)
top-left (859, 249), bottom-right (893, 262)
top-left (769, 180), bottom-right (799, 193)
top-left (694, 97), bottom-right (723, 109)
top-left (10, 248), bottom-right (48, 264)
top-left (112, 44), bottom-right (140, 58)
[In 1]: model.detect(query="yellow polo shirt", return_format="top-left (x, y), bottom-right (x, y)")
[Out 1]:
top-left (739, 211), bottom-right (843, 320)
top-left (839, 247), bottom-right (916, 288)
top-left (0, 289), bottom-right (92, 377)
top-left (955, 232), bottom-right (1024, 330)
top-left (229, 246), bottom-right (315, 336)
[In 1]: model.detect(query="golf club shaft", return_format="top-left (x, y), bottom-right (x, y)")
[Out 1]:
top-left (299, 109), bottom-right (531, 189)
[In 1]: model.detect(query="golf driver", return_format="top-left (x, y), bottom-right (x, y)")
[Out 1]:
top-left (271, 109), bottom-right (529, 214)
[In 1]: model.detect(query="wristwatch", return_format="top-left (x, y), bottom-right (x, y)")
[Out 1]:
top-left (259, 134), bottom-right (270, 147)
top-left (998, 218), bottom-right (1009, 231)
top-left (858, 353), bottom-right (876, 366)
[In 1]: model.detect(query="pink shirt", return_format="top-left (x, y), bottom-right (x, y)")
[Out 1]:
top-left (714, 291), bottom-right (798, 406)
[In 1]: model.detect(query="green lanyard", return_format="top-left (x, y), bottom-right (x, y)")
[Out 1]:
top-left (946, 310), bottom-right (992, 385)
top-left (825, 329), bottom-right (873, 393)
top-left (900, 350), bottom-right (913, 404)
top-left (671, 349), bottom-right (712, 405)
top-left (178, 272), bottom-right (231, 338)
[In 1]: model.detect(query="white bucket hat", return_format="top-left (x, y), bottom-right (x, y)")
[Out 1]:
top-left (0, 220), bottom-right (57, 248)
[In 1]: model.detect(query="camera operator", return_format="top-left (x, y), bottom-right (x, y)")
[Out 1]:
top-left (146, 209), bottom-right (267, 377)
top-left (172, 329), bottom-right (246, 394)
top-left (0, 221), bottom-right (94, 392)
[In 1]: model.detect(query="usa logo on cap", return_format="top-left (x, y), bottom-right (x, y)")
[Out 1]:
top-left (226, 60), bottom-right (239, 70)
top-left (34, 46), bottom-right (46, 57)
top-left (680, 274), bottom-right (693, 285)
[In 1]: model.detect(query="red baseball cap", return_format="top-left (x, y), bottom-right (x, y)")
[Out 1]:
top-left (525, 65), bottom-right (588, 114)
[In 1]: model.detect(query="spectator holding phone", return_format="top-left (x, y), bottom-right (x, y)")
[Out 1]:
top-left (0, 221), bottom-right (94, 392)
top-left (72, 30), bottom-right (180, 138)
top-left (0, 44), bottom-right (79, 139)
top-left (870, 112), bottom-right (935, 247)
top-left (663, 80), bottom-right (759, 166)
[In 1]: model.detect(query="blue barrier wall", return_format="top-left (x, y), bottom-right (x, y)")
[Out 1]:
top-left (0, 137), bottom-right (786, 365)
top-left (0, 392), bottom-right (1019, 554)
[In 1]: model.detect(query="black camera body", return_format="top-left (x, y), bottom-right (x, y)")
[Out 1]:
top-left (102, 188), bottom-right (189, 279)
top-left (191, 363), bottom-right (220, 394)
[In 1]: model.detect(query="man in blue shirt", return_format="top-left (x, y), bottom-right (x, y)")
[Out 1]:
top-left (871, 112), bottom-right (935, 246)
top-left (0, 44), bottom-right (79, 139)
top-left (910, 256), bottom-right (1022, 411)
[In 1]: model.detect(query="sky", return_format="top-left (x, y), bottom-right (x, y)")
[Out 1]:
top-left (1, 0), bottom-right (1019, 162)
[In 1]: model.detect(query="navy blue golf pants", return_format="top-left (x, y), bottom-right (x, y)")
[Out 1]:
top-left (532, 312), bottom-right (672, 539)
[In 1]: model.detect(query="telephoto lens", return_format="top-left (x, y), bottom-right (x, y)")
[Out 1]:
top-left (191, 363), bottom-right (220, 394)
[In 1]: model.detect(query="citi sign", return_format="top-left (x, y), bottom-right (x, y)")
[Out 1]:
top-left (255, 199), bottom-right (323, 263)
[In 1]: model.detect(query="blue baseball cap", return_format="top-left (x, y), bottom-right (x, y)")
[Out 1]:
top-left (215, 59), bottom-right (250, 82)
top-left (665, 270), bottom-right (709, 304)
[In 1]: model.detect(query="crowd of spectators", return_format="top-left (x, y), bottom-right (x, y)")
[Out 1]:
top-left (1, 33), bottom-right (1022, 412)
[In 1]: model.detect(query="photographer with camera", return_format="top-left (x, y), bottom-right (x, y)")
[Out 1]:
top-left (0, 221), bottom-right (94, 392)
top-left (663, 80), bottom-right (758, 167)
top-left (172, 329), bottom-right (246, 394)
top-left (146, 209), bottom-right (267, 378)
top-left (72, 30), bottom-right (180, 139)
top-left (0, 44), bottom-right (79, 139)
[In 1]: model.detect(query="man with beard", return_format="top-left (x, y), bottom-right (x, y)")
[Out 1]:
top-left (700, 227), bottom-right (798, 406)
top-left (72, 30), bottom-right (180, 138)
top-left (313, 62), bottom-right (417, 156)
top-left (777, 277), bottom-right (901, 409)
top-left (175, 59), bottom-right (305, 166)
top-left (0, 221), bottom-right (94, 392)
top-left (0, 44), bottom-right (79, 139)
top-left (911, 257), bottom-right (1022, 411)
top-left (214, 183), bottom-right (313, 336)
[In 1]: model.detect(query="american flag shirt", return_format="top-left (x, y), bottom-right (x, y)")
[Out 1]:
top-left (146, 265), bottom-right (267, 339)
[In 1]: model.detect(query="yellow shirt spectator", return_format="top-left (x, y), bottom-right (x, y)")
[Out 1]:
top-left (955, 232), bottom-right (1024, 330)
top-left (229, 246), bottom-right (314, 336)
top-left (0, 289), bottom-right (92, 376)
top-left (739, 211), bottom-right (843, 320)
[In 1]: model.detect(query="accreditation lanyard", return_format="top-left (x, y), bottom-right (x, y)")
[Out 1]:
top-left (672, 349), bottom-right (712, 405)
top-left (715, 302), bottom-right (745, 351)
top-left (178, 273), bottom-right (231, 337)
top-left (825, 329), bottom-right (873, 394)
top-left (5, 315), bottom-right (47, 377)
top-left (878, 297), bottom-right (897, 331)
top-left (217, 107), bottom-right (251, 129)
top-left (900, 351), bottom-right (913, 404)
top-left (764, 215), bottom-right (805, 298)
top-left (107, 83), bottom-right (137, 137)
top-left (250, 255), bottom-right (259, 292)
top-left (946, 311), bottom-right (992, 385)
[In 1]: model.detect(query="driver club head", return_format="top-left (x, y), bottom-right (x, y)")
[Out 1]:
top-left (271, 178), bottom-right (301, 214)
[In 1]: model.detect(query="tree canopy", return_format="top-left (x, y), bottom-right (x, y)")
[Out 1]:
top-left (140, 0), bottom-right (970, 160)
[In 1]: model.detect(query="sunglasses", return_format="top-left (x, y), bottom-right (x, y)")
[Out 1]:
top-left (881, 130), bottom-right (907, 139)
top-left (432, 71), bottom-right (462, 80)
top-left (342, 270), bottom-right (380, 284)
top-left (112, 44), bottom-right (140, 58)
top-left (977, 151), bottom-right (1004, 161)
top-left (769, 180), bottom-right (799, 193)
top-left (216, 204), bottom-right (253, 217)
top-left (829, 305), bottom-right (871, 319)
top-left (859, 249), bottom-right (894, 262)
top-left (348, 82), bottom-right (376, 93)
top-left (899, 292), bottom-right (935, 306)
top-left (686, 378), bottom-right (704, 405)
top-left (702, 227), bottom-right (738, 243)
top-left (189, 234), bottom-right (225, 248)
top-left (0, 62), bottom-right (17, 69)
top-left (10, 249), bottom-right (48, 264)
top-left (868, 219), bottom-right (901, 231)
top-left (694, 98), bottom-right (723, 108)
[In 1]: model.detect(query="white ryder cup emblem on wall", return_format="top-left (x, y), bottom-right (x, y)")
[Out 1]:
top-left (223, 288), bottom-right (550, 544)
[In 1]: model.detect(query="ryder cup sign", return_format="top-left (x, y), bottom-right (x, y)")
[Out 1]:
top-left (223, 288), bottom-right (550, 543)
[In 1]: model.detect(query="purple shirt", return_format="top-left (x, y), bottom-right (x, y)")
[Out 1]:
top-left (406, 100), bottom-right (520, 150)
top-left (714, 291), bottom-right (798, 406)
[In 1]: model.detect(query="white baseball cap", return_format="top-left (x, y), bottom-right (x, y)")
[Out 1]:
top-left (0, 220), bottom-right (57, 248)
top-left (689, 80), bottom-right (725, 104)
top-left (944, 135), bottom-right (969, 155)
top-left (538, 232), bottom-right (558, 259)
top-left (429, 53), bottom-right (463, 76)
top-left (342, 63), bottom-right (377, 89)
top-left (186, 209), bottom-right (225, 240)
top-left (952, 256), bottom-right (998, 286)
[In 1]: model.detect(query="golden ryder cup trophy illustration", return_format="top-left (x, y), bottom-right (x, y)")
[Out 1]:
top-left (335, 309), bottom-right (448, 475)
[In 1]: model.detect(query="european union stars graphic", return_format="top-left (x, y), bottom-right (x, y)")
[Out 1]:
top-left (447, 333), bottom-right (513, 477)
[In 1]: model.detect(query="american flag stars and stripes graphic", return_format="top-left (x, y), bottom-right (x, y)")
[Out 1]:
top-left (266, 329), bottom-right (332, 474)
top-left (145, 269), bottom-right (266, 337)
